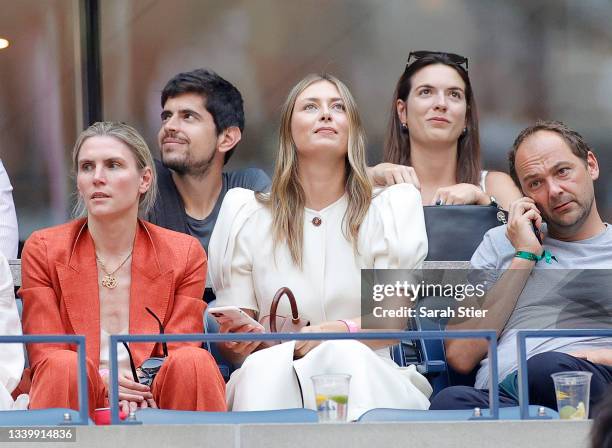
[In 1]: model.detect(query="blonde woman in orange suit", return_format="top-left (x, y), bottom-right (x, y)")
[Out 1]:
top-left (20, 122), bottom-right (225, 417)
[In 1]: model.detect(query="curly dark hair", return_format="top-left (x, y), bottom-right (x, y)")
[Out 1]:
top-left (161, 69), bottom-right (244, 165)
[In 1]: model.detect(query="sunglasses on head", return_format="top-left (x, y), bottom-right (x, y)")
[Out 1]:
top-left (122, 307), bottom-right (168, 387)
top-left (406, 51), bottom-right (469, 72)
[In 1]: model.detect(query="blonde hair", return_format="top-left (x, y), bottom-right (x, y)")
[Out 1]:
top-left (258, 73), bottom-right (372, 267)
top-left (72, 121), bottom-right (157, 218)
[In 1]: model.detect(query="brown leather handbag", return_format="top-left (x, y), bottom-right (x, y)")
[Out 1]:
top-left (259, 287), bottom-right (310, 344)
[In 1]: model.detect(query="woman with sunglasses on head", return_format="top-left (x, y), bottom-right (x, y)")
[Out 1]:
top-left (369, 51), bottom-right (520, 209)
top-left (20, 122), bottom-right (226, 418)
top-left (209, 74), bottom-right (432, 420)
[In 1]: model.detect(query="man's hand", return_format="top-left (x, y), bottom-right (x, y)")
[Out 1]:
top-left (506, 197), bottom-right (543, 254)
top-left (367, 163), bottom-right (421, 189)
top-left (432, 183), bottom-right (490, 206)
top-left (570, 348), bottom-right (612, 366)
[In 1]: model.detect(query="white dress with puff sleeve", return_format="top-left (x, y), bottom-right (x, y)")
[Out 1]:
top-left (209, 183), bottom-right (432, 420)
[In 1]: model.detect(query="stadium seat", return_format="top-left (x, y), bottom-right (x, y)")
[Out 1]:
top-left (14, 298), bottom-right (30, 369)
top-left (410, 295), bottom-right (477, 396)
top-left (401, 261), bottom-right (478, 397)
top-left (203, 300), bottom-right (235, 381)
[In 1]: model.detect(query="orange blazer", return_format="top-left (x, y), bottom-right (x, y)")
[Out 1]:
top-left (19, 218), bottom-right (207, 371)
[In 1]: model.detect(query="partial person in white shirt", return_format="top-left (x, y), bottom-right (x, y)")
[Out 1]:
top-left (209, 73), bottom-right (432, 420)
top-left (0, 160), bottom-right (19, 259)
top-left (0, 253), bottom-right (28, 410)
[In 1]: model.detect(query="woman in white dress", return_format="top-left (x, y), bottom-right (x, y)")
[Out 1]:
top-left (209, 73), bottom-right (432, 420)
top-left (0, 253), bottom-right (28, 410)
top-left (368, 51), bottom-right (520, 209)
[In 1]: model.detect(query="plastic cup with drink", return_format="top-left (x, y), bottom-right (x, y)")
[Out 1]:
top-left (311, 374), bottom-right (351, 423)
top-left (551, 371), bottom-right (592, 420)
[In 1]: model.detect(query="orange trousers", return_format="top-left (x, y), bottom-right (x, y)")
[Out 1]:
top-left (29, 347), bottom-right (226, 416)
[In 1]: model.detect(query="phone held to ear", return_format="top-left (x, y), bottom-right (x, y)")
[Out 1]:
top-left (208, 306), bottom-right (266, 332)
top-left (528, 203), bottom-right (544, 244)
top-left (517, 210), bottom-right (557, 264)
top-left (532, 219), bottom-right (543, 245)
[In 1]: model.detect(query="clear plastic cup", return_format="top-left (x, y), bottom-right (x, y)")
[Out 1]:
top-left (551, 371), bottom-right (592, 420)
top-left (311, 374), bottom-right (351, 423)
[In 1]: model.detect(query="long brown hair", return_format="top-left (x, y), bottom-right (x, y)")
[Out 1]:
top-left (384, 53), bottom-right (481, 185)
top-left (258, 74), bottom-right (372, 267)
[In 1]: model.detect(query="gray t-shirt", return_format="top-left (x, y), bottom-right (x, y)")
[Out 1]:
top-left (185, 168), bottom-right (270, 255)
top-left (471, 224), bottom-right (612, 389)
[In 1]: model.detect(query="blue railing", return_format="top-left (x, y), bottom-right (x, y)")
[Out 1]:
top-left (0, 334), bottom-right (89, 425)
top-left (516, 329), bottom-right (612, 419)
top-left (8, 330), bottom-right (608, 423)
top-left (109, 330), bottom-right (499, 425)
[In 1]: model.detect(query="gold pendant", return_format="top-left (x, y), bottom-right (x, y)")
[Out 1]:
top-left (101, 274), bottom-right (118, 289)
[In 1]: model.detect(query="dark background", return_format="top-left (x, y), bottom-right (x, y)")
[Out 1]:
top-left (1, 0), bottom-right (611, 239)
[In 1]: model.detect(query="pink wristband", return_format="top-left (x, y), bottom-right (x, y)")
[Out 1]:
top-left (338, 319), bottom-right (359, 333)
top-left (98, 368), bottom-right (109, 379)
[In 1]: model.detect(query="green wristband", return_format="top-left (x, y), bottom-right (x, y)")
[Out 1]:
top-left (515, 250), bottom-right (558, 264)
top-left (541, 250), bottom-right (558, 264)
top-left (515, 251), bottom-right (539, 262)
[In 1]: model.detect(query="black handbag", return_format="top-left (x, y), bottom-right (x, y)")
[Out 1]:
top-left (423, 205), bottom-right (508, 261)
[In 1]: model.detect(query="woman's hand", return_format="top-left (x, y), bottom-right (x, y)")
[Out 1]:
top-left (431, 183), bottom-right (490, 206)
top-left (367, 163), bottom-right (420, 189)
top-left (219, 320), bottom-right (263, 357)
top-left (101, 371), bottom-right (157, 415)
top-left (119, 397), bottom-right (158, 415)
top-left (293, 321), bottom-right (349, 358)
top-left (102, 371), bottom-right (154, 403)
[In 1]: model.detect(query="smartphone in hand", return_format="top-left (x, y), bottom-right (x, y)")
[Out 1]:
top-left (208, 306), bottom-right (265, 332)
top-left (531, 219), bottom-right (543, 245)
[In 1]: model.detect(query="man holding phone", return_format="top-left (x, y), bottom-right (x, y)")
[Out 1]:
top-left (430, 120), bottom-right (612, 414)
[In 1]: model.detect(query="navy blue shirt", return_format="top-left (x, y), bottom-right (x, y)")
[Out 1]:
top-left (148, 160), bottom-right (271, 255)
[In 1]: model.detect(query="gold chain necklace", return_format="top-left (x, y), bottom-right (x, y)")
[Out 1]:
top-left (95, 250), bottom-right (133, 289)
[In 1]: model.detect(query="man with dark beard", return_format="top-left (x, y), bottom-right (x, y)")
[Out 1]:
top-left (429, 121), bottom-right (612, 415)
top-left (148, 69), bottom-right (270, 300)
